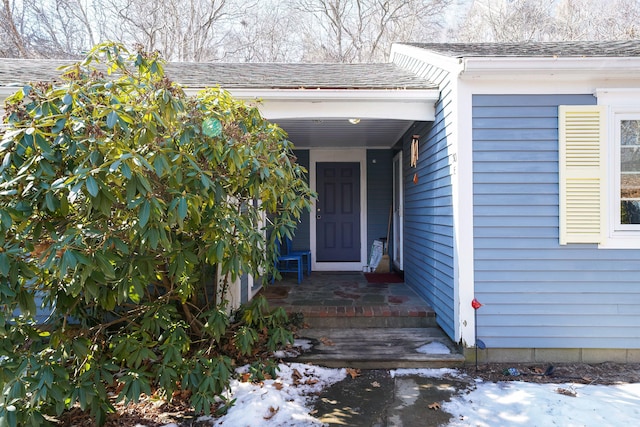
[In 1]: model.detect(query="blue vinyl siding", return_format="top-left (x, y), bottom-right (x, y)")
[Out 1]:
top-left (292, 150), bottom-right (310, 252)
top-left (366, 149), bottom-right (394, 261)
top-left (473, 94), bottom-right (640, 349)
top-left (393, 53), bottom-right (456, 339)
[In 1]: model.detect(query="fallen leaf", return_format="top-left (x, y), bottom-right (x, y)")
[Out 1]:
top-left (292, 369), bottom-right (303, 380)
top-left (346, 368), bottom-right (361, 379)
top-left (264, 406), bottom-right (279, 420)
top-left (371, 381), bottom-right (381, 388)
top-left (319, 337), bottom-right (334, 346)
top-left (305, 379), bottom-right (319, 385)
top-left (428, 402), bottom-right (441, 410)
top-left (241, 373), bottom-right (251, 382)
top-left (555, 387), bottom-right (577, 397)
top-left (274, 382), bottom-right (283, 390)
top-left (533, 367), bottom-right (544, 374)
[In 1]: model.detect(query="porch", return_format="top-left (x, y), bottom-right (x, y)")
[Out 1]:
top-left (261, 271), bottom-right (434, 327)
top-left (260, 272), bottom-right (465, 368)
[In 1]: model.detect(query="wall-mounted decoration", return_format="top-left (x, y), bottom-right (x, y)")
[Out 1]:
top-left (410, 134), bottom-right (419, 168)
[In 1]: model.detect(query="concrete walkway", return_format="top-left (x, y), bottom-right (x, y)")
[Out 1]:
top-left (312, 369), bottom-right (472, 427)
top-left (263, 272), bottom-right (470, 425)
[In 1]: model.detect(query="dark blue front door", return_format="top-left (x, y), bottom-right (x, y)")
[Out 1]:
top-left (316, 162), bottom-right (360, 262)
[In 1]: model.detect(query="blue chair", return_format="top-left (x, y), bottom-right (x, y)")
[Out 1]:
top-left (285, 237), bottom-right (311, 276)
top-left (273, 239), bottom-right (303, 284)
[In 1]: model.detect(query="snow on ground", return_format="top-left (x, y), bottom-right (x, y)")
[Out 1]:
top-left (444, 380), bottom-right (640, 427)
top-left (390, 367), bottom-right (461, 378)
top-left (415, 341), bottom-right (452, 354)
top-left (160, 365), bottom-right (640, 427)
top-left (273, 339), bottom-right (314, 359)
top-left (209, 363), bottom-right (346, 427)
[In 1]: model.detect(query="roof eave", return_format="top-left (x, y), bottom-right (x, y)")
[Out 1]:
top-left (184, 87), bottom-right (439, 101)
top-left (185, 87), bottom-right (439, 121)
top-left (460, 57), bottom-right (640, 79)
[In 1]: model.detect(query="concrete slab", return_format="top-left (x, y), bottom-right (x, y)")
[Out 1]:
top-left (313, 370), bottom-right (472, 427)
top-left (313, 370), bottom-right (394, 426)
top-left (293, 327), bottom-right (465, 369)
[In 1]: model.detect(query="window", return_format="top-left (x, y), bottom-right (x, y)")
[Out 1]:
top-left (618, 118), bottom-right (640, 225)
top-left (560, 95), bottom-right (640, 248)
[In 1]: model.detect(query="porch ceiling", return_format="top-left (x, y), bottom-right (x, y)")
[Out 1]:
top-left (273, 118), bottom-right (414, 148)
top-left (226, 88), bottom-right (438, 149)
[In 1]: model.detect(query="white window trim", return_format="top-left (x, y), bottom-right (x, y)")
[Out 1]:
top-left (597, 89), bottom-right (640, 248)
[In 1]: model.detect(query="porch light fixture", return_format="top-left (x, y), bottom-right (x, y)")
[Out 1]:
top-left (348, 118), bottom-right (361, 125)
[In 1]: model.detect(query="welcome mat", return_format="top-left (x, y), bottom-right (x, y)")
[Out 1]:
top-left (364, 272), bottom-right (404, 284)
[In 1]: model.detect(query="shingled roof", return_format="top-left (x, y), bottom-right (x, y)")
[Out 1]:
top-left (0, 59), bottom-right (436, 90)
top-left (402, 40), bottom-right (640, 58)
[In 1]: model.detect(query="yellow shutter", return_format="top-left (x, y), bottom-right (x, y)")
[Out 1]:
top-left (559, 105), bottom-right (606, 245)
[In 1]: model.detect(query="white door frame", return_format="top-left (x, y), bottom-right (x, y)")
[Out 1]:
top-left (310, 149), bottom-right (367, 271)
top-left (393, 151), bottom-right (404, 270)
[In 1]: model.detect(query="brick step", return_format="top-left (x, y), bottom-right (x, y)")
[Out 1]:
top-left (290, 305), bottom-right (437, 329)
top-left (290, 327), bottom-right (465, 369)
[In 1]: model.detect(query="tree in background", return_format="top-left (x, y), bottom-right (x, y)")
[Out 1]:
top-left (4, 0), bottom-right (640, 60)
top-left (294, 0), bottom-right (452, 62)
top-left (0, 42), bottom-right (313, 425)
top-left (111, 0), bottom-right (241, 62)
top-left (451, 0), bottom-right (640, 42)
top-left (0, 0), bottom-right (110, 58)
top-left (452, 0), bottom-right (557, 42)
top-left (554, 0), bottom-right (640, 40)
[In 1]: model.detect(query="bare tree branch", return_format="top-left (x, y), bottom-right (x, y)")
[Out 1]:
top-left (2, 0), bottom-right (29, 57)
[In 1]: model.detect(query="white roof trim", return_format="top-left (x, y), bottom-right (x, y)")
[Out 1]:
top-left (185, 88), bottom-right (439, 101)
top-left (460, 57), bottom-right (640, 79)
top-left (185, 87), bottom-right (439, 121)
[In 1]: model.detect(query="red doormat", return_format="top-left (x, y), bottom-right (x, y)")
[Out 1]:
top-left (364, 272), bottom-right (404, 284)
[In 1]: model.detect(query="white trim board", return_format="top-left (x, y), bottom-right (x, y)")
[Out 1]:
top-left (310, 149), bottom-right (368, 272)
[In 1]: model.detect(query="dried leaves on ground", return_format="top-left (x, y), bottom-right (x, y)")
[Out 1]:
top-left (461, 362), bottom-right (640, 385)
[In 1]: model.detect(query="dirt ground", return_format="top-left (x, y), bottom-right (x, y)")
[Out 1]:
top-left (56, 361), bottom-right (640, 426)
top-left (461, 361), bottom-right (640, 385)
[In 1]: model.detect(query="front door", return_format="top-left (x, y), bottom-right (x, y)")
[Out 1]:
top-left (316, 162), bottom-right (361, 262)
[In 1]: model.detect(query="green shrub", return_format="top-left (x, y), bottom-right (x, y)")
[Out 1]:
top-left (0, 42), bottom-right (312, 426)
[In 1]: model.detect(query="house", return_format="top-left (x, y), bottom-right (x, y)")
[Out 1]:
top-left (2, 40), bottom-right (640, 363)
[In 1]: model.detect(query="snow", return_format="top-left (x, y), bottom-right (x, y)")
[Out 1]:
top-left (210, 363), bottom-right (346, 427)
top-left (390, 368), bottom-right (461, 379)
top-left (415, 341), bottom-right (451, 354)
top-left (272, 339), bottom-right (314, 359)
top-left (444, 380), bottom-right (640, 426)
top-left (155, 366), bottom-right (640, 427)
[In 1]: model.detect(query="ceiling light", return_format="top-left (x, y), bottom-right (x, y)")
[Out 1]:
top-left (348, 118), bottom-right (361, 125)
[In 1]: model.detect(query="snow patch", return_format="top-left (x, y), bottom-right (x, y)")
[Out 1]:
top-left (415, 341), bottom-right (451, 354)
top-left (443, 381), bottom-right (640, 427)
top-left (273, 339), bottom-right (314, 358)
top-left (390, 368), bottom-right (461, 379)
top-left (212, 363), bottom-right (346, 427)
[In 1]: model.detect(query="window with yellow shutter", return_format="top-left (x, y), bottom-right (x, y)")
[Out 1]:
top-left (561, 95), bottom-right (640, 249)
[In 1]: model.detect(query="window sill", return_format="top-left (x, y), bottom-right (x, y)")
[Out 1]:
top-left (599, 234), bottom-right (640, 249)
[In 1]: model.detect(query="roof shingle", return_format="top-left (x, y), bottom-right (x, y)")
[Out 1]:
top-left (402, 40), bottom-right (640, 58)
top-left (0, 59), bottom-right (436, 90)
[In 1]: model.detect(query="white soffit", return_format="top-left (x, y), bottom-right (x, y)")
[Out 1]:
top-left (187, 88), bottom-right (438, 122)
